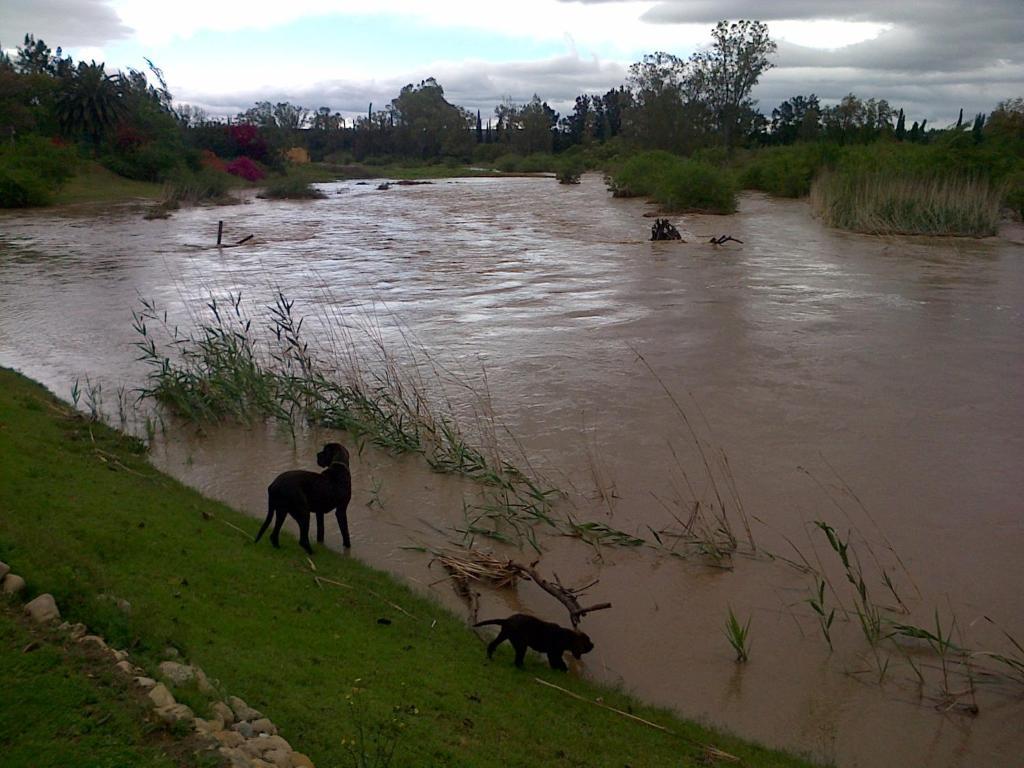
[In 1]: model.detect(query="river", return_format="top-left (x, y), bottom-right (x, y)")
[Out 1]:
top-left (1, 176), bottom-right (1022, 767)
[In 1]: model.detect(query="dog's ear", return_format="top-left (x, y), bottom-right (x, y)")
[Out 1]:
top-left (334, 443), bottom-right (350, 466)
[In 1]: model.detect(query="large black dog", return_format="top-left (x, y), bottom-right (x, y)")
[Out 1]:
top-left (255, 442), bottom-right (353, 554)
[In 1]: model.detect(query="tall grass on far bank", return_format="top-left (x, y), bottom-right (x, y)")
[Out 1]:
top-left (257, 176), bottom-right (327, 200)
top-left (607, 151), bottom-right (737, 214)
top-left (160, 167), bottom-right (231, 205)
top-left (811, 169), bottom-right (1003, 236)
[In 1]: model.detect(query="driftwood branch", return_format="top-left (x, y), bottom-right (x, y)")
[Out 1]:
top-left (429, 549), bottom-right (610, 628)
top-left (509, 562), bottom-right (611, 628)
top-left (709, 235), bottom-right (743, 245)
top-left (651, 218), bottom-right (682, 241)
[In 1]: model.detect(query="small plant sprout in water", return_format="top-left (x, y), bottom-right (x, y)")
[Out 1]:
top-left (725, 605), bottom-right (751, 663)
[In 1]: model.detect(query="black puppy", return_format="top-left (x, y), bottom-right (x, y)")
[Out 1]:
top-left (255, 442), bottom-right (352, 554)
top-left (474, 613), bottom-right (594, 671)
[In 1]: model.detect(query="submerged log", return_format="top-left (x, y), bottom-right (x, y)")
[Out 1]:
top-left (650, 218), bottom-right (682, 241)
top-left (709, 235), bottom-right (743, 245)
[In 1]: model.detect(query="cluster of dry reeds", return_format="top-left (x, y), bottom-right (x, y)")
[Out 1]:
top-left (810, 169), bottom-right (1003, 236)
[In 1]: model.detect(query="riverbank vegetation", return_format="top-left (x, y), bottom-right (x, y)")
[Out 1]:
top-left (2, 27), bottom-right (1020, 232)
top-left (0, 367), bottom-right (818, 768)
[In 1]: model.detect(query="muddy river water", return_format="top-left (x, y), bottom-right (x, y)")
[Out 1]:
top-left (1, 176), bottom-right (1022, 767)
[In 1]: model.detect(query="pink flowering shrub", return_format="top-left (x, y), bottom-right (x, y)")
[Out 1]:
top-left (225, 156), bottom-right (265, 182)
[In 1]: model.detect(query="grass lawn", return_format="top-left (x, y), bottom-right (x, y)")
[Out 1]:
top-left (52, 162), bottom-right (164, 206)
top-left (0, 603), bottom-right (214, 768)
top-left (0, 368), bottom-right (821, 768)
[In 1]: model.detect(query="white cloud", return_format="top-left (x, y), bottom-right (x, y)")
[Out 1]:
top-left (1, 0), bottom-right (131, 47)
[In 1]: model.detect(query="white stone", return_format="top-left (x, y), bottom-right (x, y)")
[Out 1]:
top-left (155, 703), bottom-right (194, 723)
top-left (134, 676), bottom-right (157, 689)
top-left (193, 717), bottom-right (224, 735)
top-left (148, 682), bottom-right (176, 709)
top-left (2, 574), bottom-right (26, 596)
top-left (251, 718), bottom-right (277, 736)
top-left (213, 730), bottom-right (244, 748)
top-left (211, 701), bottom-right (235, 726)
top-left (79, 635), bottom-right (108, 651)
top-left (289, 752), bottom-right (315, 768)
top-left (24, 594), bottom-right (60, 623)
top-left (265, 749), bottom-right (292, 768)
top-left (228, 695), bottom-right (263, 722)
top-left (159, 661), bottom-right (195, 686)
top-left (251, 735), bottom-right (291, 755)
top-left (115, 660), bottom-right (141, 676)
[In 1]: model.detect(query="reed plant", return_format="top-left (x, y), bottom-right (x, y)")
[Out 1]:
top-left (725, 606), bottom-right (752, 662)
top-left (161, 168), bottom-right (231, 205)
top-left (810, 169), bottom-right (1003, 236)
top-left (258, 176), bottom-right (328, 200)
top-left (133, 292), bottom-right (564, 547)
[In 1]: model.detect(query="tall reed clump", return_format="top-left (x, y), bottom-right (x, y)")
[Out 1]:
top-left (258, 176), bottom-right (327, 200)
top-left (607, 151), bottom-right (737, 214)
top-left (810, 169), bottom-right (1003, 236)
top-left (161, 167), bottom-right (231, 205)
top-left (132, 292), bottom-right (562, 543)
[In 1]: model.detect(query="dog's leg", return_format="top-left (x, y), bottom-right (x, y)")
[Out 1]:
top-left (486, 629), bottom-right (508, 659)
top-left (512, 639), bottom-right (528, 668)
top-left (296, 509), bottom-right (314, 555)
top-left (270, 508), bottom-right (288, 548)
top-left (547, 652), bottom-right (568, 671)
top-left (336, 505), bottom-right (351, 549)
top-left (315, 513), bottom-right (325, 544)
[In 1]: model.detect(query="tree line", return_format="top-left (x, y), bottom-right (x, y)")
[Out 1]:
top-left (2, 22), bottom-right (1021, 206)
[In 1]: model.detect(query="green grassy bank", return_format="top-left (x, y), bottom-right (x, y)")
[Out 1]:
top-left (0, 368), bottom-right (819, 768)
top-left (0, 603), bottom-right (215, 768)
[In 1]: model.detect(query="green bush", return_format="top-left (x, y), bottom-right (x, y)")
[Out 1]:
top-left (161, 167), bottom-right (230, 205)
top-left (1004, 171), bottom-right (1024, 218)
top-left (654, 160), bottom-right (737, 213)
top-left (494, 153), bottom-right (521, 172)
top-left (607, 151), bottom-right (737, 213)
top-left (472, 143), bottom-right (504, 164)
top-left (0, 136), bottom-right (77, 207)
top-left (257, 176), bottom-right (327, 200)
top-left (101, 141), bottom-right (181, 182)
top-left (518, 153), bottom-right (556, 173)
top-left (607, 150), bottom-right (676, 197)
top-left (738, 144), bottom-right (835, 198)
top-left (556, 156), bottom-right (584, 184)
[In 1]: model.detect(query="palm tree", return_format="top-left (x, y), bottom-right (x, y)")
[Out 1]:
top-left (55, 61), bottom-right (126, 148)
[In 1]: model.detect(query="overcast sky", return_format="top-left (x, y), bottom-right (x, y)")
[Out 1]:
top-left (3, 0), bottom-right (1021, 126)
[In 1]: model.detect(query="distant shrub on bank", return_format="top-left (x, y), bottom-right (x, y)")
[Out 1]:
top-left (556, 156), bottom-right (583, 184)
top-left (811, 169), bottom-right (1003, 236)
top-left (739, 144), bottom-right (838, 198)
top-left (225, 156), bottom-right (266, 182)
top-left (258, 177), bottom-right (327, 200)
top-left (162, 168), bottom-right (230, 205)
top-left (0, 136), bottom-right (77, 207)
top-left (608, 151), bottom-right (737, 213)
top-left (606, 150), bottom-right (676, 198)
top-left (655, 160), bottom-right (737, 213)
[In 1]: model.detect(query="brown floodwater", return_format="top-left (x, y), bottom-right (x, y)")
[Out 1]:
top-left (1, 177), bottom-right (1022, 767)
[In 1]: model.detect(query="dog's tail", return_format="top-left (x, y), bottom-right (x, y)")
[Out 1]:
top-left (254, 497), bottom-right (274, 543)
top-left (473, 618), bottom-right (506, 628)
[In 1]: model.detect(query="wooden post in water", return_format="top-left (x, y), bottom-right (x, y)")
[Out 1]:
top-left (217, 220), bottom-right (223, 246)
